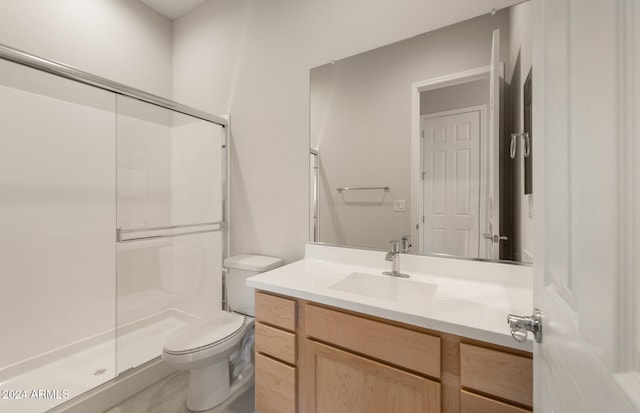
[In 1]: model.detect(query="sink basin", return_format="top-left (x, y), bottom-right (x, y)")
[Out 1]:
top-left (329, 272), bottom-right (438, 306)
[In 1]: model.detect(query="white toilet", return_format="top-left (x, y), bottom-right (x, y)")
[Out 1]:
top-left (161, 254), bottom-right (283, 411)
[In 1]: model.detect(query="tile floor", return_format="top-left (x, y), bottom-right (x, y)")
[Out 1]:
top-left (104, 371), bottom-right (255, 413)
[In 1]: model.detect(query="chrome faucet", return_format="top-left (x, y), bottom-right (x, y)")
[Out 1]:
top-left (383, 240), bottom-right (409, 278)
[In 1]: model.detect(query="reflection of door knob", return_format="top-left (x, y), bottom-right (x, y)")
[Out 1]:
top-left (483, 233), bottom-right (508, 243)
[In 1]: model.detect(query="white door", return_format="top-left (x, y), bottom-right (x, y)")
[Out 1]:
top-left (422, 108), bottom-right (481, 257)
top-left (485, 28), bottom-right (502, 260)
top-left (530, 0), bottom-right (639, 411)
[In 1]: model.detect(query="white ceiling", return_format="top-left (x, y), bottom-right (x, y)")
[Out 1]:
top-left (139, 0), bottom-right (207, 19)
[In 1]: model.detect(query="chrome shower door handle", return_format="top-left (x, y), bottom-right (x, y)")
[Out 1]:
top-left (507, 309), bottom-right (543, 343)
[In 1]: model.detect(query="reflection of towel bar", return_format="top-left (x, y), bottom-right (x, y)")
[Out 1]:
top-left (117, 221), bottom-right (223, 242)
top-left (337, 186), bottom-right (390, 192)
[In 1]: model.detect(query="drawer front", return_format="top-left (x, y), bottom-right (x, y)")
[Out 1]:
top-left (460, 343), bottom-right (533, 407)
top-left (305, 304), bottom-right (441, 378)
top-left (255, 353), bottom-right (296, 413)
top-left (256, 322), bottom-right (296, 365)
top-left (461, 390), bottom-right (532, 413)
top-left (255, 291), bottom-right (296, 331)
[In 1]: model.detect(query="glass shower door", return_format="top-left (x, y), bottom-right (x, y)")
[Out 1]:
top-left (0, 59), bottom-right (117, 412)
top-left (115, 96), bottom-right (224, 374)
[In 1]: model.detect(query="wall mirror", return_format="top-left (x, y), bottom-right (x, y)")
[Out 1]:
top-left (310, 1), bottom-right (533, 264)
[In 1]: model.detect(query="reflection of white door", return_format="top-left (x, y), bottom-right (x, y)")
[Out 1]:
top-left (530, 0), bottom-right (638, 411)
top-left (422, 108), bottom-right (480, 257)
top-left (485, 28), bottom-right (502, 260)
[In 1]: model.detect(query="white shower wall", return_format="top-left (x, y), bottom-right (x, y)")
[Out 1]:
top-left (0, 61), bottom-right (117, 370)
top-left (116, 98), bottom-right (224, 345)
top-left (171, 120), bottom-right (224, 317)
top-left (0, 59), bottom-right (225, 401)
top-left (0, 3), bottom-right (175, 360)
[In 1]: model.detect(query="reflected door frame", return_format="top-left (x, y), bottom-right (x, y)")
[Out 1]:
top-left (411, 66), bottom-right (490, 256)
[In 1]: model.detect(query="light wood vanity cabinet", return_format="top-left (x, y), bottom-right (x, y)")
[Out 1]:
top-left (254, 291), bottom-right (532, 413)
top-left (255, 292), bottom-right (297, 413)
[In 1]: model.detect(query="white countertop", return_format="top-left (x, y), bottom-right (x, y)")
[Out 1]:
top-left (247, 244), bottom-right (533, 352)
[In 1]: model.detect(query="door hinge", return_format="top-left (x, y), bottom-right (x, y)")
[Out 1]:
top-left (422, 216), bottom-right (425, 223)
top-left (421, 172), bottom-right (426, 180)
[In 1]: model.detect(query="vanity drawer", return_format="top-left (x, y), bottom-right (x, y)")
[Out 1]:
top-left (256, 322), bottom-right (296, 365)
top-left (255, 291), bottom-right (296, 331)
top-left (305, 304), bottom-right (441, 378)
top-left (460, 390), bottom-right (532, 413)
top-left (460, 343), bottom-right (533, 407)
top-left (255, 353), bottom-right (296, 413)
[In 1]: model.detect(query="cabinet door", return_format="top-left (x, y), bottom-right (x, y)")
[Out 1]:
top-left (255, 353), bottom-right (296, 413)
top-left (303, 340), bottom-right (440, 413)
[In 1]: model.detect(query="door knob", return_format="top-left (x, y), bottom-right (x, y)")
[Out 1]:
top-left (483, 233), bottom-right (509, 243)
top-left (507, 309), bottom-right (543, 343)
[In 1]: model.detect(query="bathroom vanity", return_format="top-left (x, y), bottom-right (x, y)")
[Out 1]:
top-left (248, 244), bottom-right (533, 413)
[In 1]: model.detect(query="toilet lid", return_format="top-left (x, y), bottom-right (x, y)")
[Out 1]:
top-left (164, 311), bottom-right (245, 354)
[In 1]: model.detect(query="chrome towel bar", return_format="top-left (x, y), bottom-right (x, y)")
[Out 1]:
top-left (117, 221), bottom-right (223, 243)
top-left (336, 186), bottom-right (389, 192)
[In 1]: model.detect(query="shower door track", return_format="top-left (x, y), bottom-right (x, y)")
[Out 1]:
top-left (0, 43), bottom-right (227, 126)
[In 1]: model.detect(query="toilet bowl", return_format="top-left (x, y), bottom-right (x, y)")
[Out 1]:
top-left (161, 254), bottom-right (283, 412)
top-left (162, 311), bottom-right (255, 411)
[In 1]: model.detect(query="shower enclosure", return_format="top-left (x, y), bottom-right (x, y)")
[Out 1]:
top-left (0, 45), bottom-right (227, 413)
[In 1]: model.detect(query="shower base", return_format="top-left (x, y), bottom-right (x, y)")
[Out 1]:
top-left (0, 309), bottom-right (195, 413)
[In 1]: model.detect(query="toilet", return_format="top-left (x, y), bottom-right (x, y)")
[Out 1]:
top-left (161, 254), bottom-right (283, 411)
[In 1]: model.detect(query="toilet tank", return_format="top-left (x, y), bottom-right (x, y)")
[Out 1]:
top-left (224, 254), bottom-right (283, 316)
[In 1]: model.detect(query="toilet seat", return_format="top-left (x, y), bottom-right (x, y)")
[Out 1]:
top-left (164, 311), bottom-right (246, 356)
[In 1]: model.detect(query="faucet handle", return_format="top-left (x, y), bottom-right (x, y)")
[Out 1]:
top-left (389, 239), bottom-right (400, 253)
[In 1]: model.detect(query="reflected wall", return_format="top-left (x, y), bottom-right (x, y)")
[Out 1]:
top-left (311, 9), bottom-right (510, 251)
top-left (310, 2), bottom-right (533, 263)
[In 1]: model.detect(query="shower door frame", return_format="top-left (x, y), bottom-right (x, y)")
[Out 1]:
top-left (0, 44), bottom-right (227, 126)
top-left (0, 42), bottom-right (230, 411)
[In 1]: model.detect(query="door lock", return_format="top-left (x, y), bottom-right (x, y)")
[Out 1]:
top-left (483, 233), bottom-right (508, 243)
top-left (507, 309), bottom-right (543, 343)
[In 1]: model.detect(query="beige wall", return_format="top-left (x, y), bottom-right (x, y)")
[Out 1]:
top-left (173, 0), bottom-right (523, 262)
top-left (0, 0), bottom-right (173, 97)
top-left (420, 79), bottom-right (490, 116)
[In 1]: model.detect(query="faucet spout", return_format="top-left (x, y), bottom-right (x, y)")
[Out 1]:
top-left (383, 240), bottom-right (409, 278)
